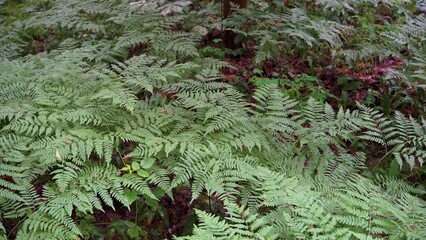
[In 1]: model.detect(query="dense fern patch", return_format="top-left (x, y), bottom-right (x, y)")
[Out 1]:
top-left (0, 0), bottom-right (425, 239)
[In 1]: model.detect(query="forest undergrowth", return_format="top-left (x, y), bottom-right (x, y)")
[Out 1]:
top-left (0, 0), bottom-right (425, 239)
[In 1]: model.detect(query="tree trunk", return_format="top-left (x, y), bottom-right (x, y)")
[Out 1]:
top-left (222, 0), bottom-right (248, 50)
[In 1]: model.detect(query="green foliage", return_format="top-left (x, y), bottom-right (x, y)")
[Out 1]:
top-left (105, 220), bottom-right (148, 239)
top-left (226, 3), bottom-right (352, 63)
top-left (180, 201), bottom-right (278, 240)
top-left (177, 169), bottom-right (426, 239)
top-left (226, 0), bottom-right (425, 114)
top-left (0, 0), bottom-right (425, 239)
top-left (200, 46), bottom-right (225, 59)
top-left (251, 74), bottom-right (329, 102)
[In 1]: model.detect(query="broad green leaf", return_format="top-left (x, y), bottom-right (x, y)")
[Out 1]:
top-left (124, 189), bottom-right (138, 204)
top-left (137, 169), bottom-right (149, 178)
top-left (131, 161), bottom-right (140, 170)
top-left (141, 158), bottom-right (155, 169)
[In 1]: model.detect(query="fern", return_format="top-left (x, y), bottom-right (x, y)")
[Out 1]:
top-left (176, 156), bottom-right (426, 240)
top-left (1, 1), bottom-right (426, 239)
top-left (357, 104), bottom-right (393, 145)
top-left (17, 164), bottom-right (155, 239)
top-left (389, 112), bottom-right (426, 168)
top-left (226, 6), bottom-right (352, 63)
top-left (179, 201), bottom-right (278, 240)
top-left (358, 104), bottom-right (426, 169)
